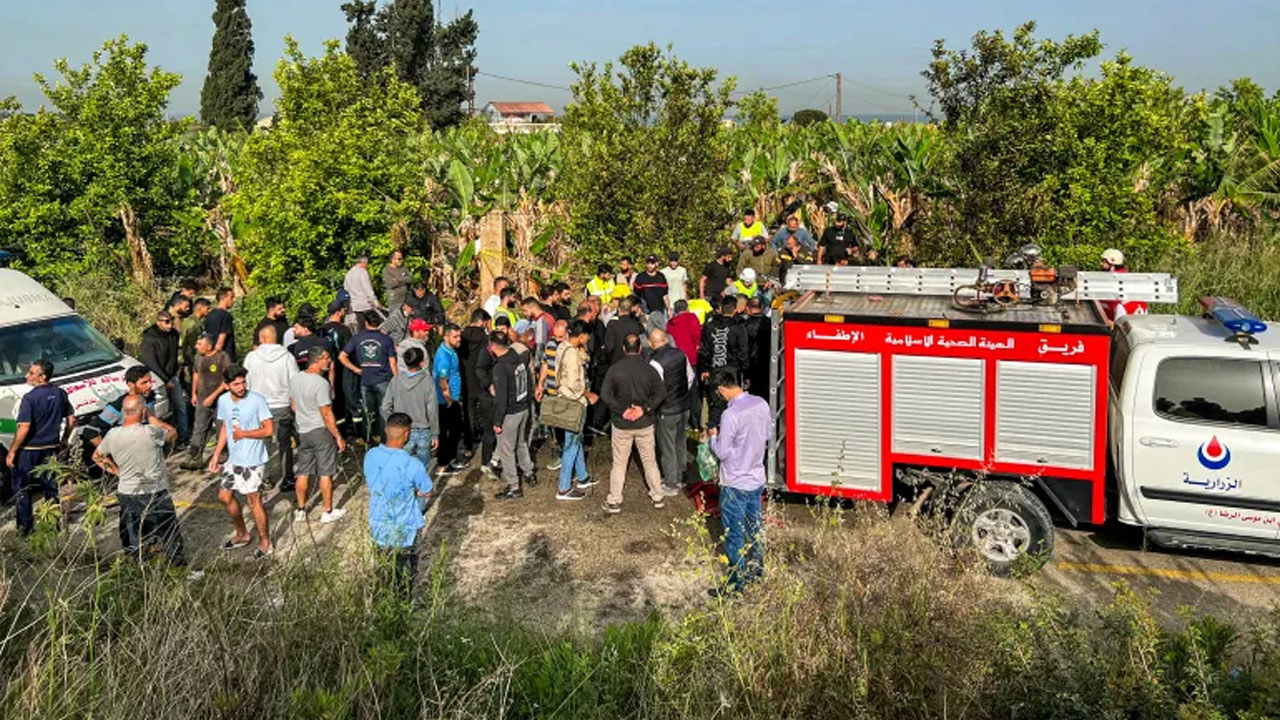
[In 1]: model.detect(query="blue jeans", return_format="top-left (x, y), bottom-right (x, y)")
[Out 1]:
top-left (558, 430), bottom-right (588, 492)
top-left (720, 485), bottom-right (764, 591)
top-left (405, 428), bottom-right (433, 473)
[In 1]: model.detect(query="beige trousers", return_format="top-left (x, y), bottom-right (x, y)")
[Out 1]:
top-left (607, 425), bottom-right (665, 506)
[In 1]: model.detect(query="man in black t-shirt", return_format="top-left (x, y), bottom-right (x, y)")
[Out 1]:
top-left (320, 300), bottom-right (357, 437)
top-left (254, 296), bottom-right (289, 348)
top-left (632, 255), bottom-right (670, 330)
top-left (205, 287), bottom-right (238, 361)
top-left (339, 310), bottom-right (398, 442)
top-left (700, 246), bottom-right (735, 300)
top-left (818, 213), bottom-right (858, 265)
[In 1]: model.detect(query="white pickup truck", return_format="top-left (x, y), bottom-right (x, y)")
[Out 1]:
top-left (770, 263), bottom-right (1280, 571)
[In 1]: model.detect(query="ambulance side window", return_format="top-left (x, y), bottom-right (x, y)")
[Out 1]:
top-left (1153, 358), bottom-right (1268, 429)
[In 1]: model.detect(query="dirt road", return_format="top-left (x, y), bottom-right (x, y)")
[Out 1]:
top-left (5, 441), bottom-right (1280, 629)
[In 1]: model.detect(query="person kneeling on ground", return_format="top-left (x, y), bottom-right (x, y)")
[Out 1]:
top-left (93, 394), bottom-right (199, 578)
top-left (706, 368), bottom-right (769, 597)
top-left (364, 412), bottom-right (434, 599)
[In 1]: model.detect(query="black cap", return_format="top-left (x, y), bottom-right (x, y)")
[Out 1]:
top-left (646, 254), bottom-right (659, 263)
top-left (744, 208), bottom-right (756, 216)
top-left (717, 245), bottom-right (733, 258)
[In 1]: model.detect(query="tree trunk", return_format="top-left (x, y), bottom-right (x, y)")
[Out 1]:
top-left (119, 205), bottom-right (156, 292)
top-left (210, 207), bottom-right (248, 296)
top-left (478, 211), bottom-right (505, 298)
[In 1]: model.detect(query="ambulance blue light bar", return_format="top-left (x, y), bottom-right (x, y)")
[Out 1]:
top-left (1199, 296), bottom-right (1267, 335)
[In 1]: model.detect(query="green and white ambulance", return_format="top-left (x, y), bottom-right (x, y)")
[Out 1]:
top-left (0, 269), bottom-right (167, 477)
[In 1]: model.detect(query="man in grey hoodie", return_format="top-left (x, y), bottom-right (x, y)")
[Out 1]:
top-left (244, 325), bottom-right (299, 489)
top-left (381, 345), bottom-right (439, 473)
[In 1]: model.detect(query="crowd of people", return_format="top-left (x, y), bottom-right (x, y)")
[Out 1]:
top-left (11, 210), bottom-right (877, 595)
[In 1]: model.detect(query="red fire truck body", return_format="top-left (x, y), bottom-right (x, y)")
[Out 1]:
top-left (773, 292), bottom-right (1111, 526)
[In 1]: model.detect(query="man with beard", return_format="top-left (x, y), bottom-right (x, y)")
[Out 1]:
top-left (818, 212), bottom-right (858, 265)
top-left (254, 297), bottom-right (289, 349)
top-left (139, 309), bottom-right (189, 449)
top-left (458, 309), bottom-right (491, 460)
top-left (208, 366), bottom-right (275, 559)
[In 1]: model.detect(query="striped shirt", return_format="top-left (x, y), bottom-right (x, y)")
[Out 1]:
top-left (541, 338), bottom-right (560, 395)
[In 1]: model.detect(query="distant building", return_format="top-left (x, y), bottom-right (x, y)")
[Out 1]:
top-left (482, 101), bottom-right (554, 124)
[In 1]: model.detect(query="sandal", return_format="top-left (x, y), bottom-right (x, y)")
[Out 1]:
top-left (222, 536), bottom-right (251, 551)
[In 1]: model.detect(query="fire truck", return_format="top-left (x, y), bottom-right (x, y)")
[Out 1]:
top-left (768, 262), bottom-right (1276, 573)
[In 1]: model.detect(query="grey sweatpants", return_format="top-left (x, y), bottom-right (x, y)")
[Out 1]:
top-left (497, 408), bottom-right (533, 489)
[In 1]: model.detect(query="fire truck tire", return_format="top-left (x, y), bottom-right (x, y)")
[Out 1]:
top-left (951, 481), bottom-right (1054, 575)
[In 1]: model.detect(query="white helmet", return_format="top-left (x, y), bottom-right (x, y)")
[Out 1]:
top-left (740, 268), bottom-right (757, 284)
top-left (1101, 248), bottom-right (1125, 267)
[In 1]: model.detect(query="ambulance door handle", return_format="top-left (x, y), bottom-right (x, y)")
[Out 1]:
top-left (1139, 436), bottom-right (1178, 448)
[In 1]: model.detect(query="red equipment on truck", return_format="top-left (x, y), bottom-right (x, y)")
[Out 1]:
top-left (767, 262), bottom-right (1181, 572)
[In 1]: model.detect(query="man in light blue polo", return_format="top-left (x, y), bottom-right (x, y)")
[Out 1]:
top-left (706, 367), bottom-right (770, 596)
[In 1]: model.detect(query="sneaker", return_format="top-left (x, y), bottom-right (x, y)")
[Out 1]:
top-left (546, 459), bottom-right (563, 471)
top-left (556, 488), bottom-right (586, 501)
top-left (447, 460), bottom-right (469, 472)
top-left (602, 501), bottom-right (622, 514)
top-left (482, 462), bottom-right (499, 479)
top-left (494, 486), bottom-right (523, 500)
top-left (653, 499), bottom-right (665, 509)
top-left (576, 476), bottom-right (598, 489)
top-left (185, 569), bottom-right (206, 582)
top-left (179, 456), bottom-right (205, 472)
top-left (523, 474), bottom-right (539, 488)
top-left (320, 508), bottom-right (347, 524)
top-left (436, 465), bottom-right (460, 478)
top-left (222, 536), bottom-right (251, 551)
top-left (587, 426), bottom-right (607, 437)
top-left (293, 508), bottom-right (307, 523)
top-left (662, 485), bottom-right (682, 498)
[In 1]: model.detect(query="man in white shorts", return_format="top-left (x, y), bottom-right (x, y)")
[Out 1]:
top-left (208, 365), bottom-right (276, 558)
top-left (289, 346), bottom-right (347, 524)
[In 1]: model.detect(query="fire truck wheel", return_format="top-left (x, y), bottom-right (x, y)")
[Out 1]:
top-left (952, 481), bottom-right (1054, 575)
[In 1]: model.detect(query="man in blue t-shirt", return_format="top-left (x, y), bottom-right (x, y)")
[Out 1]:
top-left (433, 323), bottom-right (466, 475)
top-left (208, 365), bottom-right (276, 558)
top-left (364, 412), bottom-right (434, 597)
top-left (5, 359), bottom-right (75, 535)
top-left (338, 310), bottom-right (398, 444)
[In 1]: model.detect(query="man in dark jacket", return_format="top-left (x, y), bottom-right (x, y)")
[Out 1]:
top-left (490, 331), bottom-right (533, 500)
top-left (648, 329), bottom-right (693, 494)
top-left (405, 280), bottom-right (446, 326)
top-left (741, 297), bottom-right (771, 399)
top-left (459, 309), bottom-right (490, 459)
top-left (698, 296), bottom-right (750, 429)
top-left (600, 334), bottom-right (666, 514)
top-left (603, 297), bottom-right (645, 367)
top-left (139, 310), bottom-right (189, 447)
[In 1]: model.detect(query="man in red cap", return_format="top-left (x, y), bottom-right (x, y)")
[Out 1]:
top-left (398, 318), bottom-right (433, 371)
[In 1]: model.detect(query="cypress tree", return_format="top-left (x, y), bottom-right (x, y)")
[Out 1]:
top-left (200, 0), bottom-right (262, 131)
top-left (341, 0), bottom-right (478, 129)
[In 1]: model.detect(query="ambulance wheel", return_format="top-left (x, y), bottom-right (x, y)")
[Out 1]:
top-left (952, 481), bottom-right (1053, 575)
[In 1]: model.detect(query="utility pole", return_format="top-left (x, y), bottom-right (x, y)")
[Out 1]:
top-left (835, 72), bottom-right (842, 123)
top-left (467, 59), bottom-right (475, 116)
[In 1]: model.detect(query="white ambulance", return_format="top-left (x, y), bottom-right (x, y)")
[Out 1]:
top-left (0, 269), bottom-right (167, 486)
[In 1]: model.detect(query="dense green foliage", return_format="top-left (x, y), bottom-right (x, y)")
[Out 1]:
top-left (340, 0), bottom-right (478, 129)
top-left (559, 43), bottom-right (734, 266)
top-left (199, 0), bottom-right (261, 132)
top-left (789, 108), bottom-right (828, 126)
top-left (1, 24), bottom-right (1279, 316)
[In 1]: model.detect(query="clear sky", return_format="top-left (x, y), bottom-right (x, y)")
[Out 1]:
top-left (1, 0), bottom-right (1277, 119)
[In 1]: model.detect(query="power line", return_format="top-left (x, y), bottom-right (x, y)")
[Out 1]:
top-left (843, 77), bottom-right (911, 100)
top-left (474, 70), bottom-right (571, 92)
top-left (731, 73), bottom-right (834, 96)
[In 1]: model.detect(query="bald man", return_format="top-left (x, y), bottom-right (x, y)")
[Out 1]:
top-left (244, 324), bottom-right (299, 488)
top-left (94, 395), bottom-right (193, 571)
top-left (648, 329), bottom-right (695, 494)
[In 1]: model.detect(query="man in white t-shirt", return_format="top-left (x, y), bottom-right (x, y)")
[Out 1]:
top-left (660, 251), bottom-right (689, 304)
top-left (482, 276), bottom-right (510, 318)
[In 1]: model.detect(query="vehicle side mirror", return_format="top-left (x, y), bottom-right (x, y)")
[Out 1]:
top-left (111, 337), bottom-right (125, 351)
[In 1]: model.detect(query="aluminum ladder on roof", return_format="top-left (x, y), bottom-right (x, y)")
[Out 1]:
top-left (766, 308), bottom-right (786, 489)
top-left (782, 265), bottom-right (1180, 303)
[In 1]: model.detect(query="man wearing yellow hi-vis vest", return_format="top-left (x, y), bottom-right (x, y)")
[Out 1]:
top-left (586, 264), bottom-right (615, 301)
